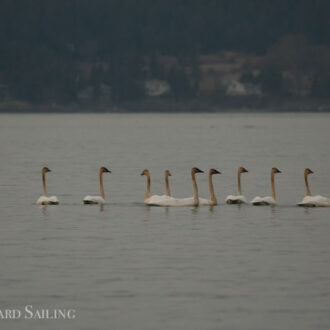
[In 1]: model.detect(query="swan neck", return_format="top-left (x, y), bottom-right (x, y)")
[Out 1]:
top-left (304, 172), bottom-right (311, 196)
top-left (208, 173), bottom-right (217, 204)
top-left (191, 172), bottom-right (199, 206)
top-left (271, 171), bottom-right (276, 200)
top-left (165, 175), bottom-right (171, 197)
top-left (145, 174), bottom-right (151, 201)
top-left (99, 171), bottom-right (105, 199)
top-left (237, 171), bottom-right (242, 196)
top-left (42, 172), bottom-right (47, 196)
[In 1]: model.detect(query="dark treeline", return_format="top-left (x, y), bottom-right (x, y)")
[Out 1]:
top-left (0, 0), bottom-right (329, 107)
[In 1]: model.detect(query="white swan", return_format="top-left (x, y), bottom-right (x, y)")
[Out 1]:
top-left (199, 168), bottom-right (221, 205)
top-left (297, 168), bottom-right (330, 207)
top-left (226, 167), bottom-right (248, 204)
top-left (83, 167), bottom-right (111, 204)
top-left (36, 167), bottom-right (59, 205)
top-left (146, 167), bottom-right (204, 207)
top-left (251, 167), bottom-right (281, 206)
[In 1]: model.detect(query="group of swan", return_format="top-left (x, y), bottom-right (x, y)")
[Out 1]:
top-left (142, 167), bottom-right (212, 206)
top-left (36, 166), bottom-right (330, 207)
top-left (142, 166), bottom-right (248, 207)
top-left (141, 167), bottom-right (330, 207)
top-left (37, 166), bottom-right (111, 205)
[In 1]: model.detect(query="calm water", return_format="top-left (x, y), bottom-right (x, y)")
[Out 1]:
top-left (0, 113), bottom-right (329, 330)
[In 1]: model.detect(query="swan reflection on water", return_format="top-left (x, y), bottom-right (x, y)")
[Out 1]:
top-left (40, 205), bottom-right (48, 216)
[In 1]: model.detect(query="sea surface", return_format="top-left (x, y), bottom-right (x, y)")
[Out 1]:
top-left (0, 112), bottom-right (329, 330)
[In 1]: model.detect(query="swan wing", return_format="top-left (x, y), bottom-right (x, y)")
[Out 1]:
top-left (297, 195), bottom-right (330, 207)
top-left (83, 195), bottom-right (105, 204)
top-left (251, 196), bottom-right (276, 205)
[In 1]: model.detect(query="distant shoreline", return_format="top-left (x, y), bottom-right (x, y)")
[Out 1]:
top-left (0, 98), bottom-right (329, 113)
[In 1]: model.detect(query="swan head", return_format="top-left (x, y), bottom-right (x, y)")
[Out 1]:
top-left (191, 167), bottom-right (204, 175)
top-left (164, 170), bottom-right (172, 177)
top-left (209, 168), bottom-right (221, 175)
top-left (239, 167), bottom-right (248, 173)
top-left (271, 167), bottom-right (282, 174)
top-left (100, 166), bottom-right (111, 173)
top-left (304, 168), bottom-right (313, 175)
top-left (42, 167), bottom-right (51, 174)
top-left (140, 169), bottom-right (150, 176)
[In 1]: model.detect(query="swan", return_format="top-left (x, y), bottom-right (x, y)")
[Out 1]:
top-left (226, 167), bottom-right (248, 204)
top-left (199, 168), bottom-right (221, 205)
top-left (297, 168), bottom-right (330, 207)
top-left (83, 167), bottom-right (111, 204)
top-left (251, 167), bottom-right (281, 206)
top-left (36, 167), bottom-right (59, 205)
top-left (145, 167), bottom-right (204, 207)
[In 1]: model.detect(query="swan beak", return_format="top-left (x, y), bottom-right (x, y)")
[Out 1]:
top-left (277, 170), bottom-right (282, 173)
top-left (243, 169), bottom-right (248, 173)
top-left (140, 172), bottom-right (145, 176)
top-left (310, 170), bottom-right (314, 174)
top-left (214, 170), bottom-right (221, 174)
top-left (169, 173), bottom-right (172, 176)
top-left (198, 169), bottom-right (204, 173)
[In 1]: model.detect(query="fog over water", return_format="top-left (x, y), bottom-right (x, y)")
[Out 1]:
top-left (0, 113), bottom-right (329, 330)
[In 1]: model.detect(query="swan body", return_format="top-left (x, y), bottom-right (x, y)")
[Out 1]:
top-left (143, 168), bottom-right (204, 206)
top-left (144, 194), bottom-right (173, 205)
top-left (297, 169), bottom-right (330, 207)
top-left (250, 196), bottom-right (277, 206)
top-left (225, 195), bottom-right (247, 204)
top-left (199, 168), bottom-right (221, 205)
top-left (298, 195), bottom-right (330, 207)
top-left (37, 195), bottom-right (59, 205)
top-left (226, 167), bottom-right (248, 204)
top-left (36, 167), bottom-right (59, 205)
top-left (251, 167), bottom-right (281, 206)
top-left (83, 196), bottom-right (106, 204)
top-left (148, 196), bottom-right (205, 207)
top-left (83, 167), bottom-right (111, 204)
top-left (146, 195), bottom-right (189, 206)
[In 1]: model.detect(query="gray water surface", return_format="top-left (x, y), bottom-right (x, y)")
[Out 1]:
top-left (0, 113), bottom-right (330, 330)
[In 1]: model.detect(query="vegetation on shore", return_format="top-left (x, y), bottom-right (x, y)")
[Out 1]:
top-left (0, 1), bottom-right (329, 111)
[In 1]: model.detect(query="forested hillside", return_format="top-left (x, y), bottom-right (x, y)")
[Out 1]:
top-left (0, 0), bottom-right (329, 109)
